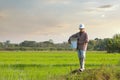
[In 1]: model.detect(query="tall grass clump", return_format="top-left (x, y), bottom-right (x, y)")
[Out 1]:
top-left (66, 65), bottom-right (120, 80)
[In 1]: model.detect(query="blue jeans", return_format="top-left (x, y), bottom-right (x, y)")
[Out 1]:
top-left (77, 50), bottom-right (86, 69)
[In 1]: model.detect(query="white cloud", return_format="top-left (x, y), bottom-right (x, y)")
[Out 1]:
top-left (42, 0), bottom-right (71, 5)
top-left (0, 11), bottom-right (8, 20)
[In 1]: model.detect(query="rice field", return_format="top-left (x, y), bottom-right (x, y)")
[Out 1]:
top-left (0, 51), bottom-right (120, 80)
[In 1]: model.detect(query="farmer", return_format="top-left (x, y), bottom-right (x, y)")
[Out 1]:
top-left (68, 24), bottom-right (89, 71)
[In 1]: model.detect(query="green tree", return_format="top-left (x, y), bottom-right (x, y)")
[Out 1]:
top-left (19, 41), bottom-right (37, 47)
top-left (113, 34), bottom-right (120, 53)
top-left (0, 42), bottom-right (3, 47)
top-left (106, 34), bottom-right (120, 53)
top-left (88, 40), bottom-right (96, 50)
top-left (0, 42), bottom-right (3, 50)
top-left (94, 38), bottom-right (106, 51)
top-left (4, 40), bottom-right (10, 48)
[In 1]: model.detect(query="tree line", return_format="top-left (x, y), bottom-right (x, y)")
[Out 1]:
top-left (88, 34), bottom-right (120, 53)
top-left (0, 39), bottom-right (71, 51)
top-left (0, 34), bottom-right (120, 53)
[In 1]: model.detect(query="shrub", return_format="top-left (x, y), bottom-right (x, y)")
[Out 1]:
top-left (66, 66), bottom-right (120, 80)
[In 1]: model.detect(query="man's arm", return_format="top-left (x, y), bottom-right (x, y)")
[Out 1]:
top-left (68, 33), bottom-right (78, 44)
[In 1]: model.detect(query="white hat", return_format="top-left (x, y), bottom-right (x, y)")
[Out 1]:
top-left (79, 24), bottom-right (85, 29)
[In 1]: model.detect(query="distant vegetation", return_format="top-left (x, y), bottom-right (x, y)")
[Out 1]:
top-left (88, 34), bottom-right (120, 53)
top-left (0, 34), bottom-right (120, 53)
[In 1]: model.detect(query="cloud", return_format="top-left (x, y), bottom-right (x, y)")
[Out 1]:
top-left (97, 4), bottom-right (119, 11)
top-left (43, 0), bottom-right (71, 5)
top-left (0, 8), bottom-right (70, 38)
top-left (84, 4), bottom-right (120, 18)
top-left (98, 5), bottom-right (113, 8)
top-left (0, 11), bottom-right (7, 19)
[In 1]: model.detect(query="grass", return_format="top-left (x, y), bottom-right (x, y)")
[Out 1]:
top-left (0, 51), bottom-right (119, 80)
top-left (66, 66), bottom-right (120, 80)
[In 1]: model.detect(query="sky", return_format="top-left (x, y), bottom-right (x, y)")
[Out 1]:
top-left (0, 0), bottom-right (120, 43)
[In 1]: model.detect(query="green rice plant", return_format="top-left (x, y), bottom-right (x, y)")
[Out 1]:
top-left (0, 51), bottom-right (119, 80)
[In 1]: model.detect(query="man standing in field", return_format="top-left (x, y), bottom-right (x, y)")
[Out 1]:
top-left (68, 24), bottom-right (89, 72)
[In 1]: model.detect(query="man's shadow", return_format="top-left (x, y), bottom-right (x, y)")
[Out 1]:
top-left (70, 69), bottom-right (82, 74)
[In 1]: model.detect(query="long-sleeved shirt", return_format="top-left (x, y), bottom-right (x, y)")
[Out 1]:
top-left (68, 31), bottom-right (89, 51)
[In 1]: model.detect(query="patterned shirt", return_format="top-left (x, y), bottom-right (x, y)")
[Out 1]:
top-left (68, 31), bottom-right (89, 51)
